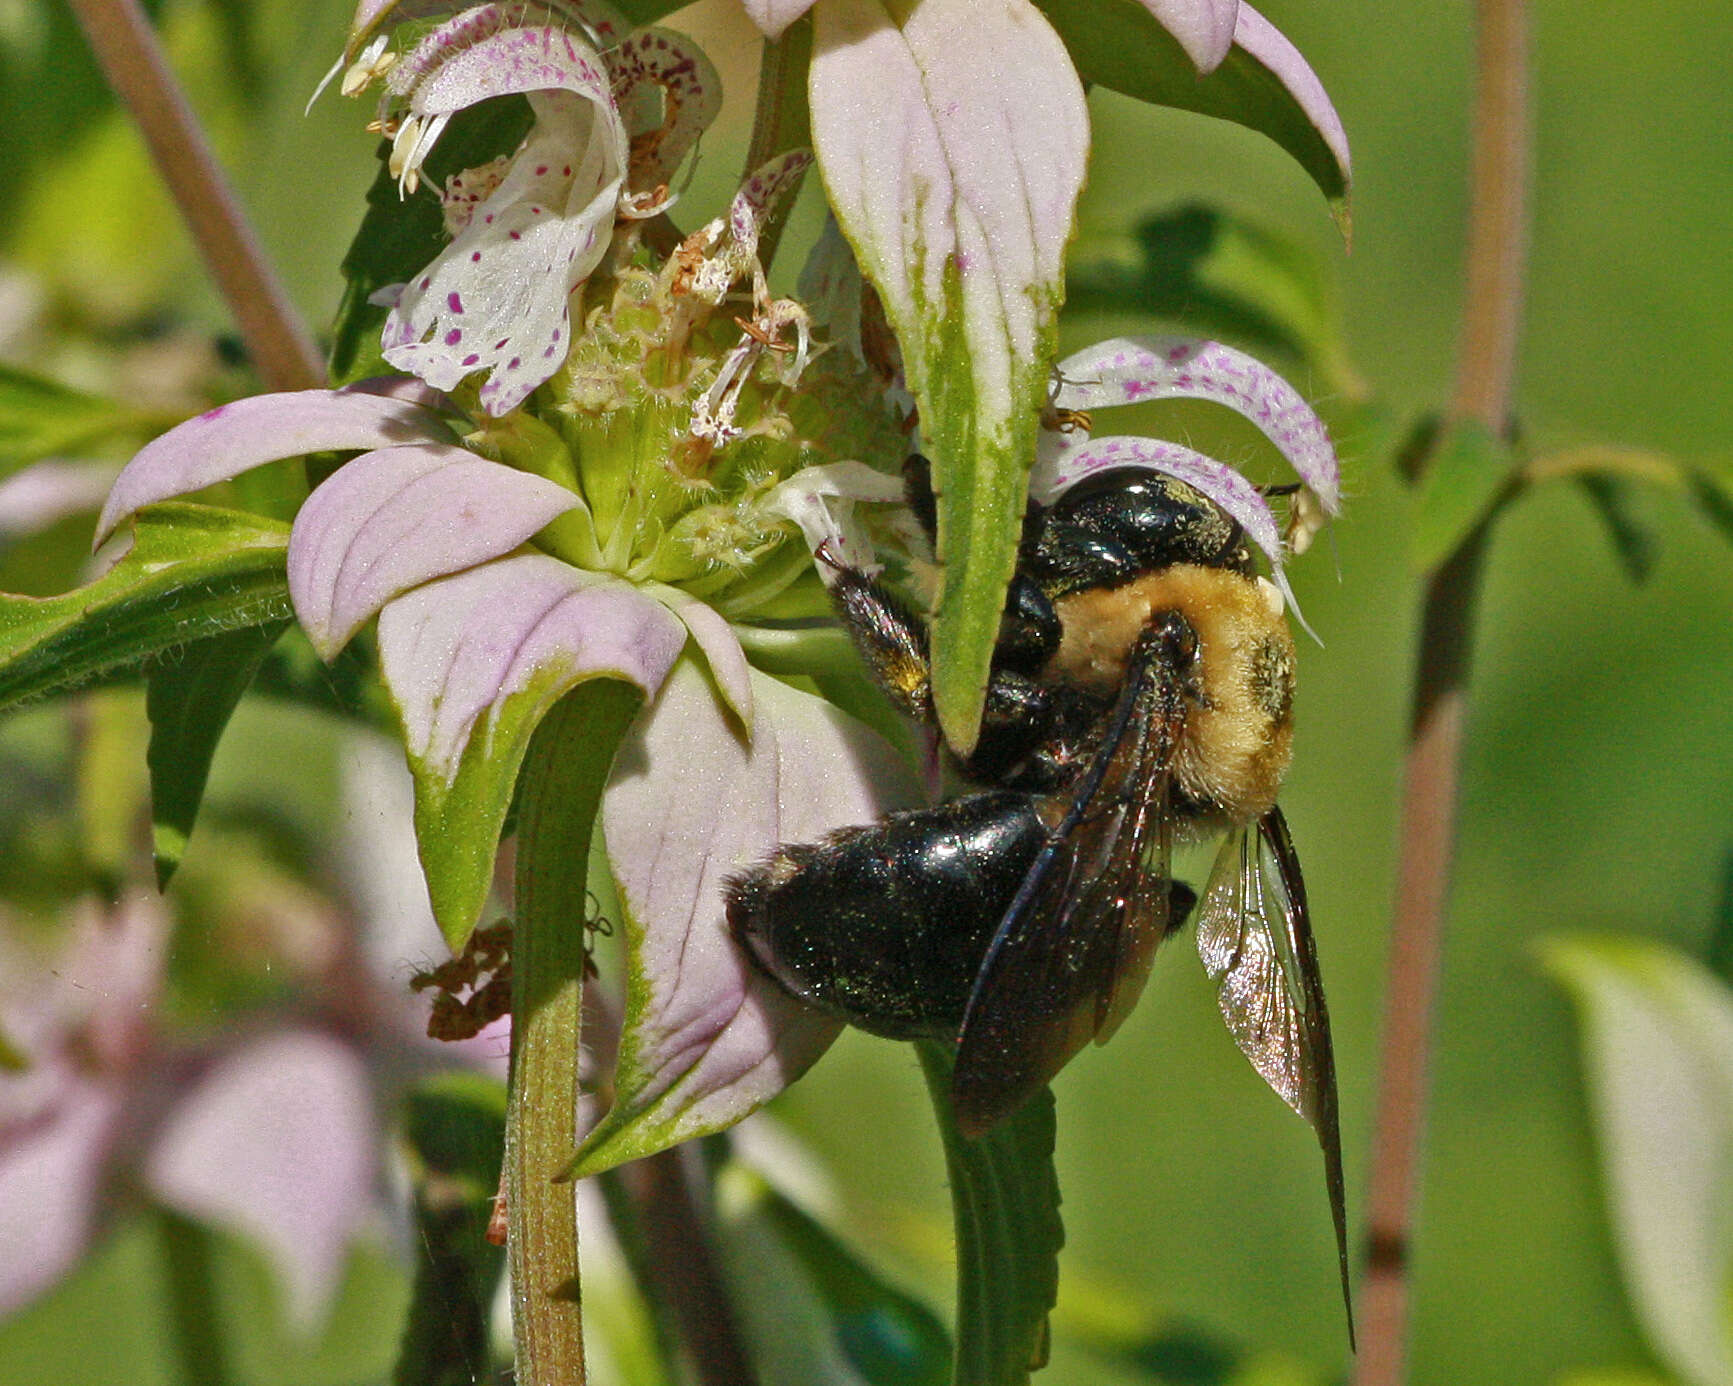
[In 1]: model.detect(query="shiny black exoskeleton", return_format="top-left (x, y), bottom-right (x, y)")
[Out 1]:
top-left (726, 454), bottom-right (1352, 1340)
top-left (727, 457), bottom-right (1255, 1058)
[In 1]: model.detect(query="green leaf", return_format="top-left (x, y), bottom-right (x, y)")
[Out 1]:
top-left (809, 0), bottom-right (1087, 751)
top-left (394, 1073), bottom-right (509, 1386)
top-left (1067, 206), bottom-right (1363, 399)
top-left (1576, 473), bottom-right (1660, 585)
top-left (406, 661), bottom-right (641, 953)
top-left (0, 503), bottom-right (291, 715)
top-left (917, 1042), bottom-right (1062, 1386)
top-left (1409, 419), bottom-right (1513, 574)
top-left (329, 100), bottom-right (535, 386)
top-left (716, 1159), bottom-right (952, 1386)
top-left (1543, 936), bottom-right (1733, 1386)
top-left (1036, 0), bottom-right (1350, 216)
top-left (1684, 462), bottom-right (1733, 554)
top-left (146, 620), bottom-right (290, 888)
top-left (0, 365), bottom-right (162, 477)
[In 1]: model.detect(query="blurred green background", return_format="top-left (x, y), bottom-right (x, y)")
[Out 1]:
top-left (2, 1), bottom-right (1730, 1383)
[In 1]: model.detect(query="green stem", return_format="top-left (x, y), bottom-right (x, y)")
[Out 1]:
top-left (509, 681), bottom-right (643, 1386)
top-left (742, 16), bottom-right (815, 271)
top-left (916, 1042), bottom-right (1061, 1386)
top-left (157, 1207), bottom-right (233, 1386)
top-left (65, 0), bottom-right (325, 392)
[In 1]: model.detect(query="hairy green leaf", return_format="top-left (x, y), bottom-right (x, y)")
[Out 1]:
top-left (1409, 419), bottom-right (1513, 574)
top-left (0, 503), bottom-right (291, 715)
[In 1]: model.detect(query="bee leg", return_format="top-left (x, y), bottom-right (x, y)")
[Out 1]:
top-left (826, 563), bottom-right (936, 722)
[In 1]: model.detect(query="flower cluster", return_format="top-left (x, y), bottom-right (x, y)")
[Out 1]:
top-left (88, 0), bottom-right (1347, 1233)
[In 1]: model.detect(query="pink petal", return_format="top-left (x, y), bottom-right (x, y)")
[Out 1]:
top-left (96, 389), bottom-right (452, 545)
top-left (1234, 4), bottom-right (1352, 189)
top-left (376, 554), bottom-right (686, 782)
top-left (145, 1031), bottom-right (377, 1330)
top-left (1051, 336), bottom-right (1340, 512)
top-left (382, 18), bottom-right (628, 414)
top-left (0, 1074), bottom-right (121, 1315)
top-left (574, 664), bottom-right (922, 1174)
top-left (287, 444), bottom-right (579, 659)
top-left (1138, 0), bottom-right (1239, 73)
top-left (661, 592), bottom-right (754, 732)
top-left (811, 0), bottom-right (1087, 423)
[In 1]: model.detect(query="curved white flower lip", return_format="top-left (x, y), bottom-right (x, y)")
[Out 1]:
top-left (758, 462), bottom-right (904, 576)
top-left (288, 442), bottom-right (581, 659)
top-left (1045, 335), bottom-right (1341, 513)
top-left (95, 387), bottom-right (455, 546)
top-left (378, 553), bottom-right (688, 781)
top-left (380, 11), bottom-right (629, 416)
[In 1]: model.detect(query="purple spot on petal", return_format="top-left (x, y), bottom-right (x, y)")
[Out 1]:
top-left (494, 338), bottom-right (509, 350)
top-left (448, 292), bottom-right (464, 314)
top-left (462, 354), bottom-right (480, 366)
top-left (509, 230), bottom-right (522, 240)
top-left (508, 358), bottom-right (521, 370)
top-left (471, 251), bottom-right (482, 262)
top-left (445, 329), bottom-right (463, 345)
top-left (420, 277), bottom-right (431, 290)
top-left (199, 404), bottom-right (228, 421)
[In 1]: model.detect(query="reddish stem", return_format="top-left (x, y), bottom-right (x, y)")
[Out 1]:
top-left (1354, 0), bottom-right (1530, 1381)
top-left (66, 0), bottom-right (325, 391)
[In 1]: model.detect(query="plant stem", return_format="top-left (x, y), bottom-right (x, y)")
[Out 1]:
top-left (1354, 1), bottom-right (1530, 1382)
top-left (510, 682), bottom-right (642, 1385)
top-left (619, 1147), bottom-right (760, 1386)
top-left (66, 0), bottom-right (325, 391)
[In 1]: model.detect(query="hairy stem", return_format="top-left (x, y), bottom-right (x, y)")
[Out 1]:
top-left (66, 0), bottom-right (325, 391)
top-left (1354, 1), bottom-right (1530, 1381)
top-left (510, 683), bottom-right (641, 1385)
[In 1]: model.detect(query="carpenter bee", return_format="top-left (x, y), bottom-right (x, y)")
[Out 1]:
top-left (726, 458), bottom-right (1350, 1330)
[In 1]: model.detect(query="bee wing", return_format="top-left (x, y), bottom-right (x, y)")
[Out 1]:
top-left (951, 623), bottom-right (1186, 1139)
top-left (1195, 807), bottom-right (1353, 1343)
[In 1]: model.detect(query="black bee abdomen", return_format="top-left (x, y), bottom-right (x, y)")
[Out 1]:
top-left (726, 792), bottom-right (1049, 1039)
